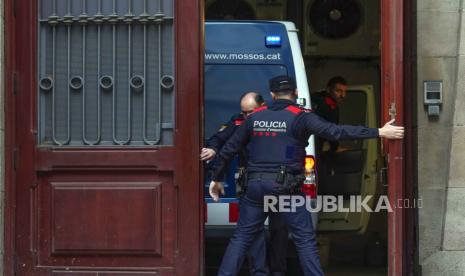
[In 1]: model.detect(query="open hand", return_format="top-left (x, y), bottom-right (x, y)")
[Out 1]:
top-left (379, 119), bottom-right (404, 139)
top-left (209, 181), bottom-right (224, 202)
top-left (200, 148), bottom-right (216, 161)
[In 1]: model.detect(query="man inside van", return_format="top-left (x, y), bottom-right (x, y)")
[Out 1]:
top-left (311, 76), bottom-right (348, 153)
top-left (201, 92), bottom-right (269, 275)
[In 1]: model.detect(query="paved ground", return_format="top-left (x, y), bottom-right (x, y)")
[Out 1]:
top-left (325, 266), bottom-right (387, 276)
top-left (205, 238), bottom-right (387, 276)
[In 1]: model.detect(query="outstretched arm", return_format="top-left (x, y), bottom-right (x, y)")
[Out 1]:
top-left (302, 113), bottom-right (404, 140)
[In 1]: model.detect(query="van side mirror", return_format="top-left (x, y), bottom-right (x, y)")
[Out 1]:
top-left (297, 98), bottom-right (306, 107)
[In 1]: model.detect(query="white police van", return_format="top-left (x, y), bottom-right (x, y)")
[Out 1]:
top-left (204, 21), bottom-right (317, 236)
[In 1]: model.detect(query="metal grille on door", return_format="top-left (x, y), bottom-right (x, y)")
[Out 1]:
top-left (38, 0), bottom-right (174, 146)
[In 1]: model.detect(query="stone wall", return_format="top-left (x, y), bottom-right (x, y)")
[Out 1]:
top-left (417, 1), bottom-right (465, 275)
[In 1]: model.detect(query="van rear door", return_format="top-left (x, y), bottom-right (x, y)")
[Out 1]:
top-left (317, 85), bottom-right (380, 233)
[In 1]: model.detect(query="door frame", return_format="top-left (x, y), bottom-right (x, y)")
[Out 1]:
top-left (3, 0), bottom-right (416, 275)
top-left (174, 0), bottom-right (204, 275)
top-left (4, 0), bottom-right (16, 274)
top-left (402, 0), bottom-right (419, 274)
top-left (3, 0), bottom-right (204, 275)
top-left (381, 0), bottom-right (405, 275)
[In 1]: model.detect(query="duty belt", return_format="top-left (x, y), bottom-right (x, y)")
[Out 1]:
top-left (247, 169), bottom-right (306, 194)
top-left (247, 172), bottom-right (280, 181)
top-left (247, 171), bottom-right (303, 181)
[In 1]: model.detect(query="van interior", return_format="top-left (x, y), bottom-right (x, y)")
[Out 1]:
top-left (203, 1), bottom-right (386, 275)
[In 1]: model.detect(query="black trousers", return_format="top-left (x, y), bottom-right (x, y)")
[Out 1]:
top-left (218, 179), bottom-right (323, 276)
top-left (268, 212), bottom-right (289, 274)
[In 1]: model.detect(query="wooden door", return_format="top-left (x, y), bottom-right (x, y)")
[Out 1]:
top-left (5, 0), bottom-right (203, 275)
top-left (381, 0), bottom-right (407, 275)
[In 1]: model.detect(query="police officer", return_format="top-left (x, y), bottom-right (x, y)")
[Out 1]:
top-left (209, 75), bottom-right (404, 276)
top-left (268, 78), bottom-right (347, 274)
top-left (311, 76), bottom-right (348, 153)
top-left (200, 92), bottom-right (265, 162)
top-left (201, 92), bottom-right (269, 276)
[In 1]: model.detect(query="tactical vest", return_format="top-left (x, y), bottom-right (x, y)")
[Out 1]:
top-left (246, 105), bottom-right (307, 173)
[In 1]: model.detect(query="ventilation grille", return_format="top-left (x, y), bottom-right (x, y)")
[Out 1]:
top-left (308, 0), bottom-right (362, 39)
top-left (38, 0), bottom-right (175, 146)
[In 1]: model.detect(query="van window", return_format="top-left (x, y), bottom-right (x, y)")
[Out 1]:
top-left (204, 64), bottom-right (288, 137)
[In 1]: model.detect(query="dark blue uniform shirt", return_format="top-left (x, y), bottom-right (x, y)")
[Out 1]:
top-left (205, 113), bottom-right (247, 181)
top-left (212, 99), bottom-right (379, 181)
top-left (206, 113), bottom-right (245, 154)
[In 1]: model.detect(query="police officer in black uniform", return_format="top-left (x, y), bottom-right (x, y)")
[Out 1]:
top-left (268, 78), bottom-right (348, 274)
top-left (201, 92), bottom-right (269, 275)
top-left (201, 92), bottom-right (265, 163)
top-left (209, 75), bottom-right (404, 276)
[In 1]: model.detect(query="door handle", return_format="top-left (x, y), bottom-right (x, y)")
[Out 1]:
top-left (380, 167), bottom-right (388, 187)
top-left (389, 102), bottom-right (397, 121)
top-left (382, 102), bottom-right (397, 155)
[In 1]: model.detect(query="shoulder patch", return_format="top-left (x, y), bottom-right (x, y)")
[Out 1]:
top-left (218, 125), bottom-right (228, 132)
top-left (230, 113), bottom-right (244, 121)
top-left (251, 106), bottom-right (268, 114)
top-left (234, 119), bottom-right (244, 126)
top-left (286, 105), bottom-right (303, 115)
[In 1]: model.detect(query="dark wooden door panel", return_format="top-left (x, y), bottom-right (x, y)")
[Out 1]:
top-left (35, 148), bottom-right (175, 171)
top-left (50, 182), bottom-right (162, 254)
top-left (50, 270), bottom-right (174, 276)
top-left (8, 0), bottom-right (203, 275)
top-left (34, 172), bottom-right (176, 268)
top-left (17, 268), bottom-right (176, 276)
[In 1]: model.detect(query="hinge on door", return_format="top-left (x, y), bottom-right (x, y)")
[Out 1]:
top-left (13, 253), bottom-right (18, 276)
top-left (13, 148), bottom-right (18, 171)
top-left (380, 167), bottom-right (388, 187)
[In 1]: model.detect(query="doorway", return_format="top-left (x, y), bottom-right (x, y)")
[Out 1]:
top-left (202, 0), bottom-right (409, 275)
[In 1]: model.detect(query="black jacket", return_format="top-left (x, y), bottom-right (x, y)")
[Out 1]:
top-left (205, 113), bottom-right (247, 181)
top-left (212, 99), bottom-right (379, 181)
